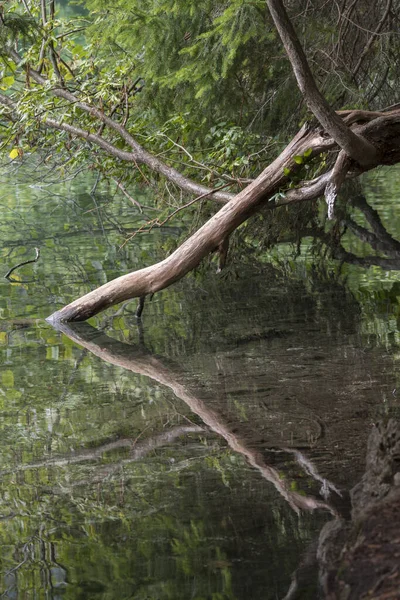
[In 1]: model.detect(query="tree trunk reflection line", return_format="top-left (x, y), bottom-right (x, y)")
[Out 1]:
top-left (53, 322), bottom-right (338, 516)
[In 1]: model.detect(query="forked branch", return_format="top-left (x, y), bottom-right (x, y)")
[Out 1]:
top-left (266, 0), bottom-right (377, 167)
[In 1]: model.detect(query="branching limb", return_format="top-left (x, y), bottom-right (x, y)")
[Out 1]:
top-left (47, 112), bottom-right (400, 322)
top-left (266, 0), bottom-right (377, 167)
top-left (97, 76), bottom-right (143, 136)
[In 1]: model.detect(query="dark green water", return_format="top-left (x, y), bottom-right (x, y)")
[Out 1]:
top-left (1, 164), bottom-right (400, 599)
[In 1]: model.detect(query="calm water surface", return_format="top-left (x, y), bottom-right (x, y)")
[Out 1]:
top-left (1, 165), bottom-right (400, 599)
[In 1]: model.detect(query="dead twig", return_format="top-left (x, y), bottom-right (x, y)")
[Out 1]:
top-left (113, 177), bottom-right (143, 212)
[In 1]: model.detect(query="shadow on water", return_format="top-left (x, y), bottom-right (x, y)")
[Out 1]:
top-left (1, 167), bottom-right (400, 598)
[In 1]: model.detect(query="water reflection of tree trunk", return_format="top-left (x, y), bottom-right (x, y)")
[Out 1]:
top-left (288, 193), bottom-right (400, 271)
top-left (53, 321), bottom-right (338, 516)
top-left (281, 419), bottom-right (400, 599)
top-left (349, 194), bottom-right (400, 252)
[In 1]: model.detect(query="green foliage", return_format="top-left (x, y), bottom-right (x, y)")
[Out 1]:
top-left (0, 0), bottom-right (399, 257)
top-left (84, 0), bottom-right (293, 134)
top-left (0, 11), bottom-right (37, 52)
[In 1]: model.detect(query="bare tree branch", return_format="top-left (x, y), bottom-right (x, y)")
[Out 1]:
top-left (266, 0), bottom-right (377, 166)
top-left (112, 178), bottom-right (143, 212)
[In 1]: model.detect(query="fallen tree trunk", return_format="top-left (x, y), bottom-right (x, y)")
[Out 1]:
top-left (48, 110), bottom-right (400, 323)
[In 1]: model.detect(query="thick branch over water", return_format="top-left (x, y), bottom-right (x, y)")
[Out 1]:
top-left (48, 111), bottom-right (400, 323)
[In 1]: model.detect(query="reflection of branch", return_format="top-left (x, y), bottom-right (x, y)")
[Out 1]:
top-left (285, 448), bottom-right (341, 500)
top-left (350, 194), bottom-right (400, 251)
top-left (4, 247), bottom-right (40, 280)
top-left (297, 206), bottom-right (400, 270)
top-left (345, 217), bottom-right (400, 257)
top-left (0, 425), bottom-right (203, 477)
top-left (335, 248), bottom-right (400, 270)
top-left (345, 218), bottom-right (385, 249)
top-left (58, 349), bottom-right (87, 403)
top-left (53, 322), bottom-right (337, 516)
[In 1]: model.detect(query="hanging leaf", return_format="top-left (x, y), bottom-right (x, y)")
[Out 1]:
top-left (293, 155), bottom-right (303, 164)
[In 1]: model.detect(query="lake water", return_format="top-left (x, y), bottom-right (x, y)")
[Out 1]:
top-left (1, 163), bottom-right (400, 599)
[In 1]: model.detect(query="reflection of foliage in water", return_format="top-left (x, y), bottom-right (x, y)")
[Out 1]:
top-left (0, 172), bottom-right (325, 598)
top-left (1, 166), bottom-right (400, 598)
top-left (342, 166), bottom-right (400, 349)
top-left (257, 165), bottom-right (400, 351)
top-left (0, 413), bottom-right (319, 599)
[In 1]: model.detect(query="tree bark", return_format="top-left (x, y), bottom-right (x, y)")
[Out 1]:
top-left (2, 3), bottom-right (399, 322)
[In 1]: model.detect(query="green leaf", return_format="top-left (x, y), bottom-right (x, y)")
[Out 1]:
top-left (0, 76), bottom-right (15, 90)
top-left (303, 148), bottom-right (312, 158)
top-left (293, 155), bottom-right (303, 164)
top-left (283, 167), bottom-right (291, 176)
top-left (2, 369), bottom-right (14, 387)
